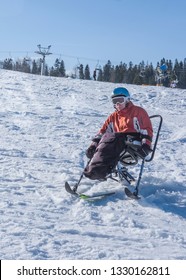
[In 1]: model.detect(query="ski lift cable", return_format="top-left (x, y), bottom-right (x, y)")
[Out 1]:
top-left (95, 59), bottom-right (99, 69)
top-left (53, 52), bottom-right (100, 62)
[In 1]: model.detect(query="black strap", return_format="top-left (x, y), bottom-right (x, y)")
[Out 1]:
top-left (140, 134), bottom-right (152, 142)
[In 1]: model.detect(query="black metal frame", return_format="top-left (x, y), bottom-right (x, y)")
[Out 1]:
top-left (110, 115), bottom-right (163, 196)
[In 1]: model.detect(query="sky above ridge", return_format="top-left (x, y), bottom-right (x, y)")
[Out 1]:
top-left (0, 0), bottom-right (186, 72)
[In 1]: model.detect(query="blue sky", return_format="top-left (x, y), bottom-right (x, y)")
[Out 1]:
top-left (0, 0), bottom-right (186, 73)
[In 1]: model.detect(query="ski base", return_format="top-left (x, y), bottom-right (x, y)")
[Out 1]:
top-left (65, 182), bottom-right (115, 200)
top-left (125, 187), bottom-right (141, 200)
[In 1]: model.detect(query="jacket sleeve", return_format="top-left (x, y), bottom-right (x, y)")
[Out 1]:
top-left (98, 114), bottom-right (114, 134)
top-left (136, 108), bottom-right (153, 146)
top-left (89, 114), bottom-right (114, 145)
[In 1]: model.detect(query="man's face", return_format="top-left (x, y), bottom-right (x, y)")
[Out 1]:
top-left (115, 102), bottom-right (126, 111)
top-left (112, 96), bottom-right (127, 111)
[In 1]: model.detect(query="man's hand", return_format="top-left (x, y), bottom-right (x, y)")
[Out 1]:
top-left (86, 143), bottom-right (97, 159)
top-left (86, 134), bottom-right (102, 159)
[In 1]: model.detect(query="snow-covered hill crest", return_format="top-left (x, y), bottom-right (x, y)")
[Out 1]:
top-left (0, 69), bottom-right (186, 259)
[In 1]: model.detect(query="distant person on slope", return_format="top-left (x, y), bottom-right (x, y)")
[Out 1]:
top-left (93, 70), bottom-right (97, 81)
top-left (84, 87), bottom-right (153, 180)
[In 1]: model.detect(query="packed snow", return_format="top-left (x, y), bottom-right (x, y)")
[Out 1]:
top-left (0, 69), bottom-right (186, 260)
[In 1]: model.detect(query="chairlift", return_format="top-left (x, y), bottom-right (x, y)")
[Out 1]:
top-left (72, 58), bottom-right (82, 79)
top-left (93, 60), bottom-right (101, 80)
top-left (23, 53), bottom-right (31, 62)
top-left (95, 60), bottom-right (101, 71)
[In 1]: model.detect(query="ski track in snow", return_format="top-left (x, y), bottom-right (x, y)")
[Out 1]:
top-left (0, 69), bottom-right (186, 260)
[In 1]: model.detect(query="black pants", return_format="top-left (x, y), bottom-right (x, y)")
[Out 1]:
top-left (84, 133), bottom-right (127, 180)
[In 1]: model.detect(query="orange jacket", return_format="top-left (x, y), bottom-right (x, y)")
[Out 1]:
top-left (98, 101), bottom-right (153, 146)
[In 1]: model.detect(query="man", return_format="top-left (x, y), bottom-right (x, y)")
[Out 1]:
top-left (84, 87), bottom-right (153, 180)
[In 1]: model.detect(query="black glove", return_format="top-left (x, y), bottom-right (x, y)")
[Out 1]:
top-left (86, 143), bottom-right (97, 159)
top-left (92, 134), bottom-right (102, 143)
top-left (137, 143), bottom-right (152, 159)
top-left (85, 134), bottom-right (102, 159)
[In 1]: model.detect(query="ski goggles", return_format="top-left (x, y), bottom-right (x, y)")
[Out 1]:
top-left (112, 96), bottom-right (126, 105)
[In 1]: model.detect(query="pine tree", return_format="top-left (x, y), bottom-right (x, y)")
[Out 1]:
top-left (114, 65), bottom-right (121, 83)
top-left (114, 62), bottom-right (126, 83)
top-left (84, 64), bottom-right (90, 80)
top-left (3, 58), bottom-right (13, 70)
top-left (22, 58), bottom-right (31, 73)
top-left (178, 58), bottom-right (186, 88)
top-left (44, 65), bottom-right (49, 76)
top-left (97, 69), bottom-right (103, 81)
top-left (146, 63), bottom-right (156, 85)
top-left (103, 60), bottom-right (112, 82)
top-left (37, 59), bottom-right (42, 75)
top-left (32, 60), bottom-right (38, 74)
top-left (52, 58), bottom-right (60, 76)
top-left (127, 61), bottom-right (135, 84)
top-left (14, 60), bottom-right (22, 71)
top-left (79, 64), bottom-right (84, 79)
top-left (50, 66), bottom-right (55, 76)
top-left (133, 73), bottom-right (143, 85)
top-left (59, 60), bottom-right (66, 77)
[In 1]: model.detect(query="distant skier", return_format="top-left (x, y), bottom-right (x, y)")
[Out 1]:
top-left (84, 87), bottom-right (153, 180)
top-left (93, 70), bottom-right (96, 81)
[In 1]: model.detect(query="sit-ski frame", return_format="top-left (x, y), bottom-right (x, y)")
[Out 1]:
top-left (110, 115), bottom-right (163, 198)
top-left (67, 115), bottom-right (163, 198)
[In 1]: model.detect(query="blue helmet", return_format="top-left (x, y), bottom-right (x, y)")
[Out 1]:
top-left (111, 87), bottom-right (130, 101)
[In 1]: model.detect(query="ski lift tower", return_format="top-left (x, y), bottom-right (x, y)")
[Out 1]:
top-left (35, 44), bottom-right (52, 75)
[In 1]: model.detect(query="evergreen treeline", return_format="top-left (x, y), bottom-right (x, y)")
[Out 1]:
top-left (2, 57), bottom-right (186, 89)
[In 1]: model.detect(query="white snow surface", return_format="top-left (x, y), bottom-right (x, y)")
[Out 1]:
top-left (0, 69), bottom-right (186, 260)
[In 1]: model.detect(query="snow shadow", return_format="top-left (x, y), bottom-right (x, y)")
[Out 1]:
top-left (140, 179), bottom-right (186, 219)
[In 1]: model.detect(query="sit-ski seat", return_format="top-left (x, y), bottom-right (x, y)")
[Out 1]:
top-left (119, 141), bottom-right (142, 166)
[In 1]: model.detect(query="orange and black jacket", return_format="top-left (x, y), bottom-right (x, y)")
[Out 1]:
top-left (98, 101), bottom-right (153, 146)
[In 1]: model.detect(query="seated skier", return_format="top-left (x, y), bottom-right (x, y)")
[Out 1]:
top-left (84, 87), bottom-right (153, 180)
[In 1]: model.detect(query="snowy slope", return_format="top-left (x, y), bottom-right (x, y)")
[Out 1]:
top-left (0, 69), bottom-right (186, 260)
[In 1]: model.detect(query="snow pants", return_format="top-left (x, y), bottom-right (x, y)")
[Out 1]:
top-left (83, 132), bottom-right (127, 180)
